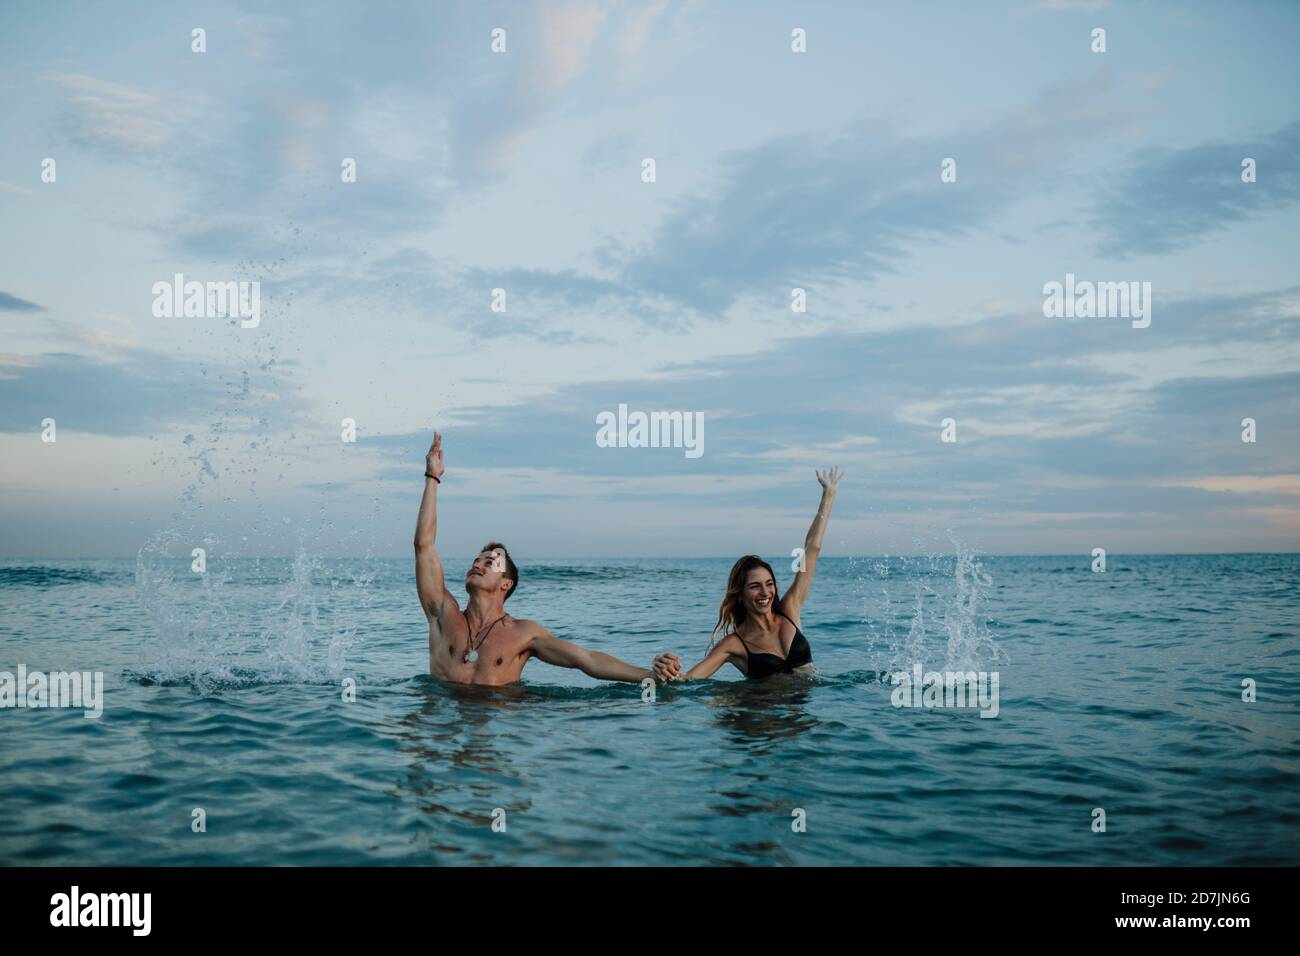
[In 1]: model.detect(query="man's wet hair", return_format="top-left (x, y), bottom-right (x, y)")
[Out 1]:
top-left (481, 542), bottom-right (519, 602)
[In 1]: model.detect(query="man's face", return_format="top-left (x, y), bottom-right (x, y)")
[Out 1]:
top-left (466, 548), bottom-right (509, 594)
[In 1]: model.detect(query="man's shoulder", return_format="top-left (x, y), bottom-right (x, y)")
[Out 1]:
top-left (506, 616), bottom-right (553, 642)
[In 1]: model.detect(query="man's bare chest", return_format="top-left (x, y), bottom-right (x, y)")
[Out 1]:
top-left (429, 616), bottom-right (531, 684)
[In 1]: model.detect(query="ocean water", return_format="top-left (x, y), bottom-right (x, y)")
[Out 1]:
top-left (1, 550), bottom-right (1297, 866)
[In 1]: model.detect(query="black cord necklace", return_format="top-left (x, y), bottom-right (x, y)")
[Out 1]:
top-left (464, 613), bottom-right (507, 664)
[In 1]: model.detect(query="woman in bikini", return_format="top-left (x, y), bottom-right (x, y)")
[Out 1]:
top-left (654, 467), bottom-right (842, 682)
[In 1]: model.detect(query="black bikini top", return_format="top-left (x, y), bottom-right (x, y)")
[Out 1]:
top-left (735, 613), bottom-right (813, 679)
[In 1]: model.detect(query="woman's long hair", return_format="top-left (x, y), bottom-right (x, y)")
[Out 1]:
top-left (710, 555), bottom-right (783, 648)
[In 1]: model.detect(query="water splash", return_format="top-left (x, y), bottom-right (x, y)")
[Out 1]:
top-left (942, 543), bottom-right (1001, 672)
top-left (129, 251), bottom-right (385, 692)
top-left (134, 533), bottom-right (371, 692)
top-left (857, 534), bottom-right (1004, 675)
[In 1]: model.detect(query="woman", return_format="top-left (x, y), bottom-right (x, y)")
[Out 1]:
top-left (654, 467), bottom-right (842, 682)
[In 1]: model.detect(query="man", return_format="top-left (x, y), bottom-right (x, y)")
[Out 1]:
top-left (415, 431), bottom-right (677, 686)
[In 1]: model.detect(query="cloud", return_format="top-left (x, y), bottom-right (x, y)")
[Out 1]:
top-left (462, 265), bottom-right (629, 311)
top-left (49, 73), bottom-right (169, 151)
top-left (1089, 122), bottom-right (1300, 257)
top-left (0, 291), bottom-right (44, 312)
top-left (343, 281), bottom-right (1300, 529)
top-left (269, 248), bottom-right (629, 344)
top-left (44, 9), bottom-right (462, 263)
top-left (0, 348), bottom-right (309, 436)
top-left (608, 72), bottom-right (1143, 313)
top-left (448, 0), bottom-right (671, 184)
top-left (529, 0), bottom-right (609, 98)
top-left (444, 2), bottom-right (604, 182)
top-left (618, 0), bottom-right (670, 63)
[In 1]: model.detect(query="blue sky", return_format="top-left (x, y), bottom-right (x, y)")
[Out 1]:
top-left (1, 0), bottom-right (1298, 558)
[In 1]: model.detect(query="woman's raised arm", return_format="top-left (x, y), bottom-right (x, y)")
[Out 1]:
top-left (780, 467), bottom-right (843, 621)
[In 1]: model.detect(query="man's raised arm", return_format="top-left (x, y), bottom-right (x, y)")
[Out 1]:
top-left (414, 431), bottom-right (451, 624)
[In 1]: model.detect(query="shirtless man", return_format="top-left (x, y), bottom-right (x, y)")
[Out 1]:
top-left (415, 431), bottom-right (675, 686)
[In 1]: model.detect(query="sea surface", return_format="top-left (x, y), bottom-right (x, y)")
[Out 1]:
top-left (1, 551), bottom-right (1297, 866)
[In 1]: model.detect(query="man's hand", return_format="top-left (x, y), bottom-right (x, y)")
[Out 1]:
top-left (652, 652), bottom-right (682, 683)
top-left (426, 431), bottom-right (446, 480)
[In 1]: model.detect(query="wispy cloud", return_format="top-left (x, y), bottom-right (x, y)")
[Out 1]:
top-left (348, 283), bottom-right (1299, 519)
top-left (618, 0), bottom-right (670, 64)
top-left (1089, 122), bottom-right (1300, 257)
top-left (49, 72), bottom-right (169, 150)
top-left (608, 72), bottom-right (1144, 313)
top-left (0, 291), bottom-right (44, 312)
top-left (0, 348), bottom-right (309, 436)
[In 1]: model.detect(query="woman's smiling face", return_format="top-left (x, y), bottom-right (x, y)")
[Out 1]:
top-left (743, 567), bottom-right (777, 615)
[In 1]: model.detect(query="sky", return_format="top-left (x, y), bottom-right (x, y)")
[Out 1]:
top-left (1, 0), bottom-right (1298, 559)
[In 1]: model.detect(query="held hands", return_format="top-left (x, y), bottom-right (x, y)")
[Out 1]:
top-left (652, 652), bottom-right (682, 683)
top-left (426, 431), bottom-right (446, 480)
top-left (816, 466), bottom-right (844, 497)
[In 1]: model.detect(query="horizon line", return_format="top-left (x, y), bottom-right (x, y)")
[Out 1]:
top-left (3, 551), bottom-right (1298, 561)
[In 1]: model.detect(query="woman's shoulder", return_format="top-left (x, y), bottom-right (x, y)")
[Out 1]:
top-left (777, 608), bottom-right (803, 631)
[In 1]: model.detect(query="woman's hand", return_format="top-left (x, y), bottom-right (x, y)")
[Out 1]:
top-left (652, 652), bottom-right (682, 683)
top-left (816, 466), bottom-right (843, 497)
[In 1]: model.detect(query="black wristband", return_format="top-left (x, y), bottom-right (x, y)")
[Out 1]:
top-left (425, 472), bottom-right (441, 483)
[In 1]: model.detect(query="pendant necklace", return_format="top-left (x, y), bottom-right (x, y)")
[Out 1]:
top-left (464, 613), bottom-right (507, 664)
